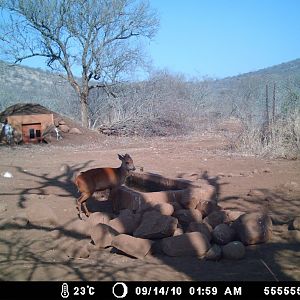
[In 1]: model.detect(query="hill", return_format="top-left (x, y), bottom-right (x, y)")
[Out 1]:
top-left (0, 61), bottom-right (79, 120)
top-left (0, 58), bottom-right (299, 129)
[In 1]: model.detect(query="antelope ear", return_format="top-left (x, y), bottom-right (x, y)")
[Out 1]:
top-left (118, 154), bottom-right (124, 160)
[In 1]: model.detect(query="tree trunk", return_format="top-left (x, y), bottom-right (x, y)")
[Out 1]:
top-left (80, 93), bottom-right (89, 128)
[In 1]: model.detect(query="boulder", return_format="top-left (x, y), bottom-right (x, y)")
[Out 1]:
top-left (108, 209), bottom-right (140, 234)
top-left (26, 202), bottom-right (58, 227)
top-left (111, 234), bottom-right (153, 259)
top-left (203, 210), bottom-right (228, 228)
top-left (197, 184), bottom-right (216, 201)
top-left (205, 244), bottom-right (222, 261)
top-left (170, 201), bottom-right (183, 211)
top-left (232, 213), bottom-right (272, 245)
top-left (179, 185), bottom-right (215, 209)
top-left (133, 210), bottom-right (178, 239)
top-left (69, 128), bottom-right (82, 134)
top-left (224, 210), bottom-right (245, 222)
top-left (90, 223), bottom-right (117, 248)
top-left (174, 209), bottom-right (202, 226)
top-left (139, 202), bottom-right (174, 216)
top-left (186, 222), bottom-right (212, 241)
top-left (151, 240), bottom-right (163, 255)
top-left (212, 223), bottom-right (235, 245)
top-left (179, 188), bottom-right (201, 209)
top-left (58, 120), bottom-right (66, 125)
top-left (87, 212), bottom-right (111, 229)
top-left (292, 217), bottom-right (300, 231)
top-left (109, 187), bottom-right (142, 212)
top-left (152, 203), bottom-right (174, 216)
top-left (222, 241), bottom-right (245, 260)
top-left (59, 124), bottom-right (70, 133)
top-left (196, 200), bottom-right (219, 218)
top-left (173, 227), bottom-right (184, 236)
top-left (64, 219), bottom-right (90, 238)
top-left (161, 232), bottom-right (211, 257)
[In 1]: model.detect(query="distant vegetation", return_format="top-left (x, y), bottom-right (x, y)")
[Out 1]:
top-left (0, 0), bottom-right (159, 128)
top-left (0, 59), bottom-right (299, 158)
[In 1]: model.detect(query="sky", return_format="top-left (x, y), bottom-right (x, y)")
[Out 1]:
top-left (147, 0), bottom-right (300, 78)
top-left (3, 0), bottom-right (300, 80)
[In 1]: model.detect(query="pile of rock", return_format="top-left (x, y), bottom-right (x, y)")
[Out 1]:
top-left (54, 119), bottom-right (82, 134)
top-left (72, 183), bottom-right (273, 261)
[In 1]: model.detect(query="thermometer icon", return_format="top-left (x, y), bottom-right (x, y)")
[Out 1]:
top-left (61, 283), bottom-right (70, 298)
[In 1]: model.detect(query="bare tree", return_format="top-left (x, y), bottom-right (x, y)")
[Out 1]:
top-left (0, 0), bottom-right (159, 127)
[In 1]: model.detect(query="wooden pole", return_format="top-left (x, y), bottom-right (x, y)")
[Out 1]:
top-left (272, 83), bottom-right (276, 123)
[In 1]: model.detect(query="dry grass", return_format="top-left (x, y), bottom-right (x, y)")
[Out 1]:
top-left (233, 112), bottom-right (300, 159)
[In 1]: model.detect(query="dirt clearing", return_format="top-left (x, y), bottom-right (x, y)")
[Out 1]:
top-left (0, 133), bottom-right (299, 281)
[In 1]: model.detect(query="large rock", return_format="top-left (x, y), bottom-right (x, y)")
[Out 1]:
top-left (179, 185), bottom-right (215, 209)
top-left (58, 119), bottom-right (66, 125)
top-left (109, 187), bottom-right (142, 212)
top-left (224, 210), bottom-right (246, 222)
top-left (174, 209), bottom-right (202, 226)
top-left (170, 201), bottom-right (183, 211)
top-left (108, 209), bottom-right (140, 234)
top-left (179, 188), bottom-right (201, 209)
top-left (133, 210), bottom-right (178, 239)
top-left (161, 232), bottom-right (211, 257)
top-left (205, 244), bottom-right (222, 261)
top-left (59, 124), bottom-right (70, 133)
top-left (90, 223), bottom-right (117, 248)
top-left (111, 234), bottom-right (153, 259)
top-left (138, 201), bottom-right (174, 216)
top-left (203, 210), bottom-right (228, 228)
top-left (69, 128), bottom-right (82, 134)
top-left (173, 227), bottom-right (184, 236)
top-left (222, 241), bottom-right (245, 260)
top-left (186, 222), bottom-right (212, 241)
top-left (152, 203), bottom-right (175, 216)
top-left (196, 200), bottom-right (219, 218)
top-left (232, 213), bottom-right (272, 245)
top-left (87, 212), bottom-right (111, 228)
top-left (26, 201), bottom-right (58, 227)
top-left (64, 219), bottom-right (90, 238)
top-left (196, 184), bottom-right (216, 201)
top-left (212, 223), bottom-right (235, 245)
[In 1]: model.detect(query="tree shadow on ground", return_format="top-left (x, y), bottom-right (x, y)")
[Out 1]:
top-left (0, 160), bottom-right (94, 208)
top-left (0, 167), bottom-right (299, 281)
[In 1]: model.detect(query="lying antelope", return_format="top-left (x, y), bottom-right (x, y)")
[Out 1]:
top-left (75, 154), bottom-right (135, 219)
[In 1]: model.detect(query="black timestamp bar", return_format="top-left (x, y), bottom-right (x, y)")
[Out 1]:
top-left (0, 281), bottom-right (300, 300)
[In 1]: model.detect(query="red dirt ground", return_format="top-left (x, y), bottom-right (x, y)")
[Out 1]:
top-left (0, 132), bottom-right (299, 281)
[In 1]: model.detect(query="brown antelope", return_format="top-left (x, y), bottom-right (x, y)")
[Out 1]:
top-left (75, 154), bottom-right (135, 219)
